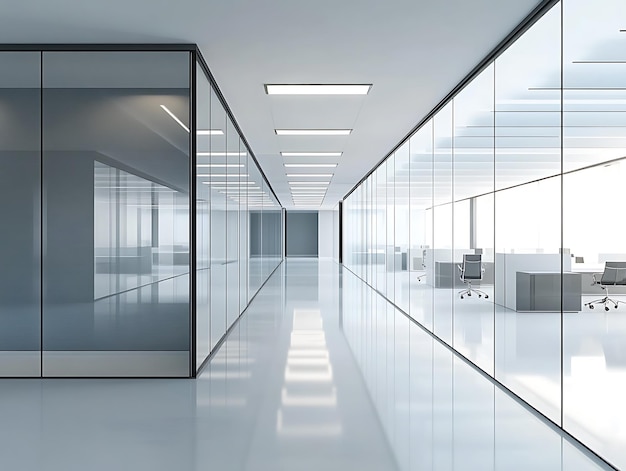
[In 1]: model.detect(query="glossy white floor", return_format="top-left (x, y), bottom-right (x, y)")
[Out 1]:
top-left (0, 259), bottom-right (611, 470)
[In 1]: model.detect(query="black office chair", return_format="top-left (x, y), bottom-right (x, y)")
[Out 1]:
top-left (458, 254), bottom-right (488, 299)
top-left (585, 262), bottom-right (626, 311)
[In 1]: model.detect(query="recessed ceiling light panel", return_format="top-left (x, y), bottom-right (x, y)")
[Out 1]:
top-left (289, 187), bottom-right (328, 191)
top-left (265, 84), bottom-right (371, 95)
top-left (275, 129), bottom-right (351, 136)
top-left (284, 164), bottom-right (337, 168)
top-left (286, 174), bottom-right (333, 178)
top-left (281, 152), bottom-right (342, 157)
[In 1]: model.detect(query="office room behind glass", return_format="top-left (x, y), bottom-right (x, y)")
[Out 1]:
top-left (343, 0), bottom-right (626, 467)
top-left (0, 49), bottom-right (283, 378)
top-left (43, 51), bottom-right (192, 377)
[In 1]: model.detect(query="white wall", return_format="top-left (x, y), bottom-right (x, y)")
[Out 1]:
top-left (318, 210), bottom-right (335, 258)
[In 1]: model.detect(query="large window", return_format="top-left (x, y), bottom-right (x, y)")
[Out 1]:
top-left (342, 0), bottom-right (626, 467)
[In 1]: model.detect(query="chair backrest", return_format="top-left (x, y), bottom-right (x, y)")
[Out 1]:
top-left (462, 254), bottom-right (482, 280)
top-left (601, 262), bottom-right (626, 286)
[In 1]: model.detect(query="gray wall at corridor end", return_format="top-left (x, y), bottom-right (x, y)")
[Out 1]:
top-left (286, 211), bottom-right (318, 257)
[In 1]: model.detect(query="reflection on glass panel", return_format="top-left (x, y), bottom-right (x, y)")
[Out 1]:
top-left (94, 163), bottom-right (188, 299)
top-left (196, 65), bottom-right (211, 370)
top-left (375, 167), bottom-right (386, 293)
top-left (368, 171), bottom-right (376, 290)
top-left (266, 189), bottom-right (282, 275)
top-left (351, 187), bottom-right (359, 277)
top-left (361, 184), bottom-right (367, 281)
top-left (394, 143), bottom-right (410, 312)
top-left (248, 162), bottom-right (263, 296)
top-left (349, 189), bottom-right (357, 274)
top-left (0, 52), bottom-right (41, 377)
top-left (385, 156), bottom-right (395, 301)
top-left (433, 103), bottom-right (454, 344)
top-left (239, 148), bottom-right (249, 311)
top-left (453, 64), bottom-right (495, 375)
top-left (494, 11), bottom-right (561, 192)
top-left (367, 174), bottom-right (377, 286)
top-left (226, 118), bottom-right (240, 326)
top-left (563, 0), bottom-right (626, 466)
top-left (409, 121), bottom-right (433, 330)
top-left (0, 48), bottom-right (283, 379)
top-left (263, 188), bottom-right (280, 277)
top-left (42, 51), bottom-right (190, 377)
top-left (494, 4), bottom-right (562, 423)
top-left (364, 179), bottom-right (371, 285)
top-left (261, 179), bottom-right (268, 278)
top-left (209, 86), bottom-right (227, 350)
top-left (332, 203), bottom-right (340, 262)
top-left (339, 1), bottom-right (626, 466)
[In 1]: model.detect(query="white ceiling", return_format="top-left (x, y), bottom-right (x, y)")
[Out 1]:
top-left (0, 0), bottom-right (544, 209)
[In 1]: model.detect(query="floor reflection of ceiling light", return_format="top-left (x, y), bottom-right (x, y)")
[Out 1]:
top-left (281, 387), bottom-right (337, 407)
top-left (277, 308), bottom-right (342, 438)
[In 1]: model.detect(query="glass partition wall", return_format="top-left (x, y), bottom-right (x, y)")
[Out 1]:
top-left (0, 46), bottom-right (283, 378)
top-left (343, 0), bottom-right (626, 467)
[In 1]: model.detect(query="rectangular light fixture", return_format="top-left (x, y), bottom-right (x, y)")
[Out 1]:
top-left (265, 84), bottom-right (371, 95)
top-left (289, 186), bottom-right (328, 190)
top-left (197, 130), bottom-right (224, 135)
top-left (281, 152), bottom-right (342, 157)
top-left (160, 105), bottom-right (189, 133)
top-left (284, 164), bottom-right (337, 168)
top-left (286, 173), bottom-right (333, 178)
top-left (291, 188), bottom-right (327, 191)
top-left (289, 181), bottom-right (330, 185)
top-left (275, 129), bottom-right (351, 136)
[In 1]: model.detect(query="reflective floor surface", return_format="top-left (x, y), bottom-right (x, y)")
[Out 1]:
top-left (0, 259), bottom-right (612, 470)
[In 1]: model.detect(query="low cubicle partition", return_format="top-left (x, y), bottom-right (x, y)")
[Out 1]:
top-left (495, 253), bottom-right (580, 312)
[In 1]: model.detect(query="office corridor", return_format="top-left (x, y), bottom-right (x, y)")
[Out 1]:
top-left (0, 259), bottom-right (611, 470)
